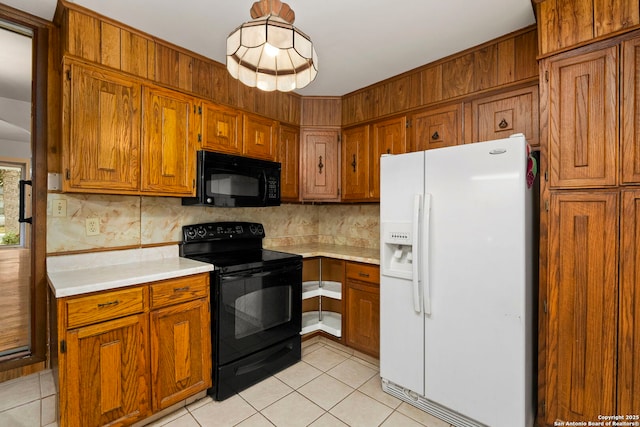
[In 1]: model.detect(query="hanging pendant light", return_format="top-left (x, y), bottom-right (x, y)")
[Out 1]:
top-left (226, 0), bottom-right (318, 92)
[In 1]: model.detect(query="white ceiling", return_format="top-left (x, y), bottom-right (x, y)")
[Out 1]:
top-left (3, 0), bottom-right (536, 97)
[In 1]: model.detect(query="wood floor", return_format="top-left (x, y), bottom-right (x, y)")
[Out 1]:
top-left (0, 249), bottom-right (30, 355)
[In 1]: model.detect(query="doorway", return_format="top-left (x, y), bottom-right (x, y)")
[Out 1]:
top-left (0, 161), bottom-right (31, 357)
top-left (0, 5), bottom-right (48, 376)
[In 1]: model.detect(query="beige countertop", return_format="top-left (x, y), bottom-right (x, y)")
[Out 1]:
top-left (267, 243), bottom-right (379, 265)
top-left (47, 245), bottom-right (213, 298)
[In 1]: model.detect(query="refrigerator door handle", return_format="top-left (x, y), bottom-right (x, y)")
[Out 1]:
top-left (412, 193), bottom-right (422, 313)
top-left (423, 193), bottom-right (432, 315)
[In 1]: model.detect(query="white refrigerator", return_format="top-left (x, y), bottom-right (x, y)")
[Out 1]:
top-left (379, 135), bottom-right (535, 427)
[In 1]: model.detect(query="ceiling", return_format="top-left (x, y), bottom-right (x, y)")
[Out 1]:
top-left (4, 0), bottom-right (536, 97)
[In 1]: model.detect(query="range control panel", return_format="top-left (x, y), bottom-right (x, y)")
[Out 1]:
top-left (182, 222), bottom-right (265, 242)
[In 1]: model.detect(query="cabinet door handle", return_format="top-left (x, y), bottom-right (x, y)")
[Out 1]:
top-left (351, 154), bottom-right (357, 172)
top-left (173, 286), bottom-right (190, 293)
top-left (386, 148), bottom-right (391, 154)
top-left (498, 118), bottom-right (508, 129)
top-left (97, 300), bottom-right (119, 308)
top-left (318, 156), bottom-right (324, 174)
top-left (431, 131), bottom-right (439, 140)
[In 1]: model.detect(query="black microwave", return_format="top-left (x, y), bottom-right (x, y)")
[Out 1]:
top-left (182, 151), bottom-right (281, 207)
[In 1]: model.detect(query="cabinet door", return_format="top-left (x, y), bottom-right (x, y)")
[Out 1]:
top-left (278, 124), bottom-right (300, 202)
top-left (150, 298), bottom-right (211, 411)
top-left (409, 103), bottom-right (462, 152)
top-left (546, 192), bottom-right (618, 423)
top-left (346, 280), bottom-right (379, 357)
top-left (341, 125), bottom-right (370, 201)
top-left (622, 36), bottom-right (640, 184)
top-left (301, 129), bottom-right (340, 201)
top-left (619, 190), bottom-right (640, 413)
top-left (201, 102), bottom-right (241, 154)
top-left (141, 86), bottom-right (195, 195)
top-left (371, 117), bottom-right (406, 199)
top-left (548, 47), bottom-right (618, 188)
top-left (63, 62), bottom-right (141, 192)
top-left (243, 113), bottom-right (277, 160)
top-left (64, 314), bottom-right (149, 427)
top-left (469, 86), bottom-right (539, 146)
top-left (345, 263), bottom-right (379, 357)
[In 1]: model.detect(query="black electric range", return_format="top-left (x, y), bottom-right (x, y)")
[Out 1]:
top-left (179, 222), bottom-right (302, 401)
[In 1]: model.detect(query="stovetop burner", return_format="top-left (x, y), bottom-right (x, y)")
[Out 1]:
top-left (179, 221), bottom-right (300, 272)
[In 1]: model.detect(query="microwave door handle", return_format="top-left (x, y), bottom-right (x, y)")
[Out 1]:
top-left (262, 170), bottom-right (268, 204)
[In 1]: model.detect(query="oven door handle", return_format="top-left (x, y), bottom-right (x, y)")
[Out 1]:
top-left (221, 263), bottom-right (301, 282)
top-left (223, 271), bottom-right (273, 281)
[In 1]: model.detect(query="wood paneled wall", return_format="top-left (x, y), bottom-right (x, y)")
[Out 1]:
top-left (341, 26), bottom-right (538, 126)
top-left (536, 0), bottom-right (640, 57)
top-left (55, 1), bottom-right (301, 125)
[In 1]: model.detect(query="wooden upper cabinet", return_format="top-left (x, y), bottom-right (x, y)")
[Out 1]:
top-left (371, 117), bottom-right (406, 199)
top-left (200, 102), bottom-right (242, 154)
top-left (468, 86), bottom-right (539, 146)
top-left (242, 113), bottom-right (278, 160)
top-left (537, 0), bottom-right (640, 56)
top-left (278, 124), bottom-right (300, 202)
top-left (63, 62), bottom-right (141, 193)
top-left (619, 190), bottom-right (640, 414)
top-left (409, 103), bottom-right (462, 152)
top-left (64, 314), bottom-right (150, 427)
top-left (301, 128), bottom-right (340, 201)
top-left (622, 36), bottom-right (640, 184)
top-left (141, 86), bottom-right (195, 196)
top-left (546, 192), bottom-right (618, 424)
top-left (547, 46), bottom-right (618, 188)
top-left (341, 125), bottom-right (370, 201)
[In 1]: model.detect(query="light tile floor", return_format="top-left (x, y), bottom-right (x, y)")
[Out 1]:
top-left (0, 338), bottom-right (454, 427)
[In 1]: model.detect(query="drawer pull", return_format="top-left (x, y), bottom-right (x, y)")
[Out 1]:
top-left (358, 272), bottom-right (370, 278)
top-left (97, 300), bottom-right (119, 308)
top-left (174, 286), bottom-right (190, 293)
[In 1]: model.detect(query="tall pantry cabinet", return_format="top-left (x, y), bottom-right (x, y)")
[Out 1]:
top-left (539, 31), bottom-right (640, 424)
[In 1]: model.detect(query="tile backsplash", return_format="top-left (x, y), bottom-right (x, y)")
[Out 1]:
top-left (47, 193), bottom-right (380, 254)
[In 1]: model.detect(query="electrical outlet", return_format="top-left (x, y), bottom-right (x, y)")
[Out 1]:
top-left (85, 218), bottom-right (100, 236)
top-left (52, 200), bottom-right (67, 217)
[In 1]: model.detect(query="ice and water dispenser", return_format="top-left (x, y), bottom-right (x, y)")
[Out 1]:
top-left (381, 222), bottom-right (415, 280)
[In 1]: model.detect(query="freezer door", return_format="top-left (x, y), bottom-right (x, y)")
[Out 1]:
top-left (379, 151), bottom-right (426, 395)
top-left (423, 136), bottom-right (533, 427)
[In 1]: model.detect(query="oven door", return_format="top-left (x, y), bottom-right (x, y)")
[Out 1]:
top-left (216, 260), bottom-right (302, 365)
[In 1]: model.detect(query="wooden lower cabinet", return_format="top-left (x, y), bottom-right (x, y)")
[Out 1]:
top-left (545, 192), bottom-right (618, 423)
top-left (64, 314), bottom-right (149, 427)
top-left (56, 274), bottom-right (211, 427)
top-left (619, 190), bottom-right (640, 413)
top-left (345, 262), bottom-right (380, 357)
top-left (150, 298), bottom-right (211, 410)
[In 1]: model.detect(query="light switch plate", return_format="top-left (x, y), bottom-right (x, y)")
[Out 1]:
top-left (52, 200), bottom-right (66, 217)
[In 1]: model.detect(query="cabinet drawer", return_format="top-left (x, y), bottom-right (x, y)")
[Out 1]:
top-left (66, 287), bottom-right (145, 329)
top-left (345, 263), bottom-right (379, 285)
top-left (150, 274), bottom-right (209, 309)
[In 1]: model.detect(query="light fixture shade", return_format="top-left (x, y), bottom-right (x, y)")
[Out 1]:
top-left (227, 4), bottom-right (318, 92)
